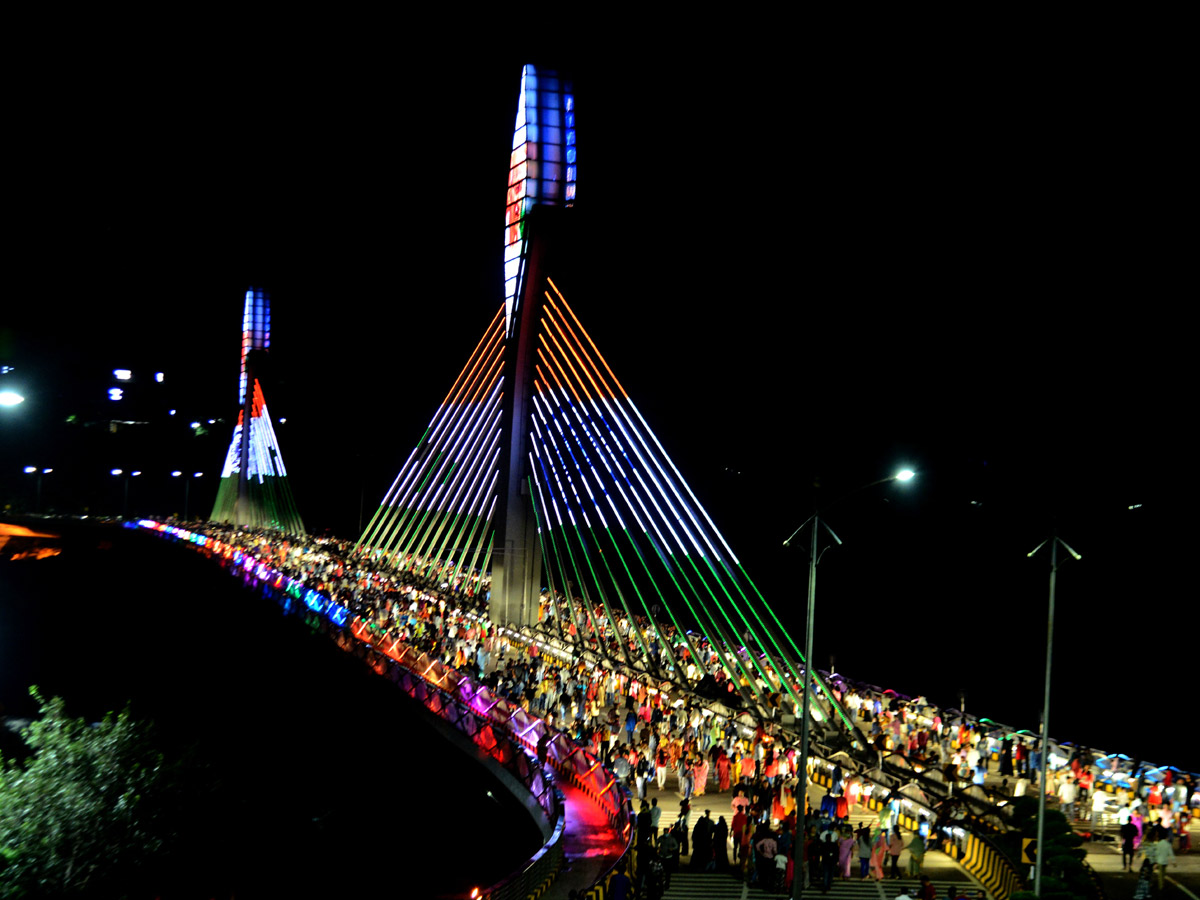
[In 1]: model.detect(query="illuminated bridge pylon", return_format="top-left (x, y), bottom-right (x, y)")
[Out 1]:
top-left (210, 287), bottom-right (304, 535)
top-left (354, 65), bottom-right (866, 746)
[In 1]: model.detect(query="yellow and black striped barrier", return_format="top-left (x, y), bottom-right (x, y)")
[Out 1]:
top-left (946, 831), bottom-right (1023, 900)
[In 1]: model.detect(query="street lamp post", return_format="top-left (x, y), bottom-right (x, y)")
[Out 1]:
top-left (1027, 531), bottom-right (1081, 898)
top-left (784, 468), bottom-right (915, 900)
top-left (23, 466), bottom-right (52, 512)
top-left (174, 471), bottom-right (203, 520)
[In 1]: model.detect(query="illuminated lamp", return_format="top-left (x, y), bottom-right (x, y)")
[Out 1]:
top-left (113, 369), bottom-right (132, 380)
top-left (0, 391), bottom-right (24, 407)
top-left (108, 388), bottom-right (123, 400)
top-left (23, 465), bottom-right (37, 473)
top-left (111, 469), bottom-right (123, 476)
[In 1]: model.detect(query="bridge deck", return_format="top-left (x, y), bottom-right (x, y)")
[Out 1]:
top-left (477, 640), bottom-right (986, 900)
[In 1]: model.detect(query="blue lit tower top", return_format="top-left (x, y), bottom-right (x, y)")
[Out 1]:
top-left (239, 288), bottom-right (270, 406)
top-left (503, 65), bottom-right (576, 337)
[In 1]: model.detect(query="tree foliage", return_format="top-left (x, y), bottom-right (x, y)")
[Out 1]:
top-left (996, 796), bottom-right (1091, 900)
top-left (0, 688), bottom-right (179, 897)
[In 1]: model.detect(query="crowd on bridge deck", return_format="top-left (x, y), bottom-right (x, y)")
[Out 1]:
top-left (166, 518), bottom-right (1197, 891)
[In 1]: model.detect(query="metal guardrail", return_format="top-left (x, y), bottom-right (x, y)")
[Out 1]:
top-left (132, 520), bottom-right (634, 900)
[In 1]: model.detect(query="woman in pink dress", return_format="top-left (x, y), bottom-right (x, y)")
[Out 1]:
top-left (695, 758), bottom-right (710, 796)
top-left (838, 830), bottom-right (856, 879)
top-left (869, 827), bottom-right (888, 880)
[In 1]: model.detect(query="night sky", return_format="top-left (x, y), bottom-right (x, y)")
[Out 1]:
top-left (2, 51), bottom-right (1186, 766)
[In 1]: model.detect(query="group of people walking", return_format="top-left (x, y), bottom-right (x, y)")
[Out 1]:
top-left (162, 518), bottom-right (1197, 898)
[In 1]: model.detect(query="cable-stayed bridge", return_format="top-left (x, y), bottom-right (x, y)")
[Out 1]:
top-left (350, 64), bottom-right (866, 759)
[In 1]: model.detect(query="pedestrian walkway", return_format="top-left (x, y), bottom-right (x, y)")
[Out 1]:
top-left (619, 773), bottom-right (981, 898)
top-left (1079, 834), bottom-right (1200, 900)
top-left (660, 872), bottom-right (973, 899)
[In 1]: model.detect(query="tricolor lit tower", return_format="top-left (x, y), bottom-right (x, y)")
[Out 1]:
top-left (355, 66), bottom-right (864, 735)
top-left (357, 63), bottom-right (577, 621)
top-left (210, 288), bottom-right (304, 534)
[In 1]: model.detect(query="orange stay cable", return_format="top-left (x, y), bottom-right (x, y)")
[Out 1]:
top-left (445, 327), bottom-right (506, 414)
top-left (540, 321), bottom-right (593, 404)
top-left (543, 291), bottom-right (619, 404)
top-left (547, 278), bottom-right (628, 398)
top-left (437, 306), bottom-right (505, 411)
top-left (537, 335), bottom-right (584, 406)
top-left (542, 301), bottom-right (613, 402)
top-left (535, 352), bottom-right (569, 399)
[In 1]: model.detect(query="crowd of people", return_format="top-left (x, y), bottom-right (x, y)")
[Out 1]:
top-left (160, 518), bottom-right (1195, 895)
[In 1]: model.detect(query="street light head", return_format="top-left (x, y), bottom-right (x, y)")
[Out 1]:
top-left (171, 471), bottom-right (182, 477)
top-left (131, 471), bottom-right (142, 477)
top-left (193, 472), bottom-right (203, 478)
top-left (23, 465), bottom-right (37, 474)
top-left (111, 469), bottom-right (123, 476)
top-left (0, 390), bottom-right (25, 407)
top-left (895, 469), bottom-right (916, 482)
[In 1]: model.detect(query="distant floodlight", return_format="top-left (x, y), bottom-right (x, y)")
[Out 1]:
top-left (279, 417), bottom-right (287, 424)
top-left (190, 421), bottom-right (201, 429)
top-left (207, 419), bottom-right (216, 424)
top-left (113, 369), bottom-right (132, 381)
top-left (1128, 503), bottom-right (1142, 510)
top-left (23, 465), bottom-right (37, 474)
top-left (131, 470), bottom-right (142, 477)
top-left (896, 469), bottom-right (916, 481)
top-left (193, 472), bottom-right (203, 478)
top-left (111, 468), bottom-right (123, 476)
top-left (155, 372), bottom-right (164, 383)
top-left (168, 409), bottom-right (176, 416)
top-left (108, 388), bottom-right (124, 401)
top-left (42, 468), bottom-right (53, 474)
top-left (0, 391), bottom-right (25, 407)
top-left (171, 471), bottom-right (183, 477)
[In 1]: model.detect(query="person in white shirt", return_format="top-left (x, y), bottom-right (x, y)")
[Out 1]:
top-left (1090, 789), bottom-right (1108, 831)
top-left (1058, 776), bottom-right (1078, 821)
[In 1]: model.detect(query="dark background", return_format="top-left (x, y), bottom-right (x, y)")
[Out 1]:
top-left (1, 46), bottom-right (1187, 765)
top-left (0, 520), bottom-right (541, 897)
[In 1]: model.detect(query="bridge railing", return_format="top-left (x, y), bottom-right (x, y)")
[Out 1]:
top-left (806, 755), bottom-right (1025, 900)
top-left (132, 520), bottom-right (634, 899)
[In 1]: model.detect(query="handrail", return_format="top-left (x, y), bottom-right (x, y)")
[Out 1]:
top-left (131, 520), bottom-right (634, 899)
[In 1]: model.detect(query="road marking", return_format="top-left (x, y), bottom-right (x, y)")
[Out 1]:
top-left (1167, 876), bottom-right (1199, 900)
